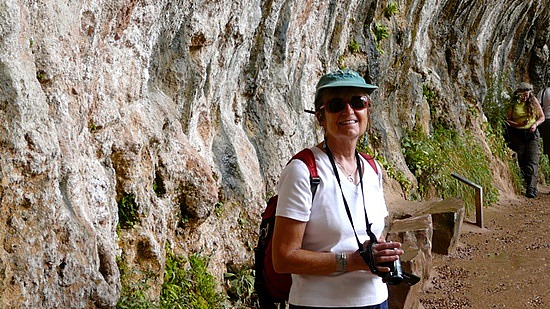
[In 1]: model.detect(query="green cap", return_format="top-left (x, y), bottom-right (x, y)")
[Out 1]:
top-left (308, 69), bottom-right (378, 113)
top-left (316, 69), bottom-right (378, 95)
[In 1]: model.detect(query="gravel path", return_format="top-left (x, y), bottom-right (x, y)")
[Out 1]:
top-left (419, 185), bottom-right (549, 308)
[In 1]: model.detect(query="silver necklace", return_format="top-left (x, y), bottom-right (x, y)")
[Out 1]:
top-left (336, 161), bottom-right (357, 182)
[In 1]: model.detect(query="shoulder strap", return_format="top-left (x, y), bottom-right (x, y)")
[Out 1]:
top-left (291, 148), bottom-right (321, 198)
top-left (359, 153), bottom-right (378, 175)
top-left (289, 149), bottom-right (377, 197)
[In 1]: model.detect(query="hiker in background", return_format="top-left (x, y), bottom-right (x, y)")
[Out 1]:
top-left (272, 69), bottom-right (403, 309)
top-left (506, 82), bottom-right (545, 198)
top-left (537, 86), bottom-right (550, 159)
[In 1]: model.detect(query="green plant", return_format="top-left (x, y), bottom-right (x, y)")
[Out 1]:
top-left (178, 254), bottom-right (226, 308)
top-left (116, 247), bottom-right (226, 309)
top-left (88, 121), bottom-right (98, 133)
top-left (118, 193), bottom-right (140, 229)
top-left (337, 55), bottom-right (346, 68)
top-left (348, 39), bottom-right (360, 53)
top-left (36, 70), bottom-right (48, 84)
top-left (384, 1), bottom-right (399, 19)
top-left (482, 73), bottom-right (511, 137)
top-left (372, 22), bottom-right (390, 54)
top-left (224, 267), bottom-right (257, 307)
top-left (214, 202), bottom-right (224, 218)
top-left (401, 127), bottom-right (499, 214)
top-left (422, 85), bottom-right (436, 104)
top-left (116, 256), bottom-right (156, 308)
top-left (540, 153), bottom-right (550, 185)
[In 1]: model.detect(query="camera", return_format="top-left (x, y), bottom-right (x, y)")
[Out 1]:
top-left (359, 245), bottom-right (420, 286)
top-left (378, 260), bottom-right (403, 285)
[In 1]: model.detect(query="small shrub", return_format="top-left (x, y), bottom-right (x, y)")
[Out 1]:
top-left (116, 257), bottom-right (156, 309)
top-left (348, 39), bottom-right (360, 53)
top-left (422, 85), bottom-right (436, 104)
top-left (384, 1), bottom-right (399, 19)
top-left (372, 23), bottom-right (390, 54)
top-left (224, 267), bottom-right (257, 308)
top-left (118, 193), bottom-right (140, 229)
top-left (214, 202), bottom-right (224, 218)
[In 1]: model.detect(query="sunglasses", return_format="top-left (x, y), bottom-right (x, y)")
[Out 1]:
top-left (321, 96), bottom-right (370, 113)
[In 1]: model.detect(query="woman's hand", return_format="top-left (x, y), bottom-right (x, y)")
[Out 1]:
top-left (370, 241), bottom-right (404, 273)
top-left (530, 123), bottom-right (538, 133)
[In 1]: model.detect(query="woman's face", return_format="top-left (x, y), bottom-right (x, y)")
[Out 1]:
top-left (518, 90), bottom-right (530, 102)
top-left (317, 87), bottom-right (370, 142)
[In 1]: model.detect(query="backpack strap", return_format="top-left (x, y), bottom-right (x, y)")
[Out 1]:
top-left (291, 148), bottom-right (321, 198)
top-left (359, 153), bottom-right (378, 175)
top-left (292, 149), bottom-right (378, 183)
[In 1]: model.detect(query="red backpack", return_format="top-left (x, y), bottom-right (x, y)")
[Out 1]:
top-left (254, 148), bottom-right (377, 309)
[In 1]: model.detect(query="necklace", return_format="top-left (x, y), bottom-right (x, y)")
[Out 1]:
top-left (336, 161), bottom-right (357, 182)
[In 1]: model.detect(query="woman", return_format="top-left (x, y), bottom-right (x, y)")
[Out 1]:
top-left (506, 82), bottom-right (545, 198)
top-left (272, 69), bottom-right (403, 308)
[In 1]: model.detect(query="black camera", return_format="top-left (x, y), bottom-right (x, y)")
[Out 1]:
top-left (379, 258), bottom-right (420, 286)
top-left (359, 246), bottom-right (420, 286)
top-left (378, 260), bottom-right (404, 285)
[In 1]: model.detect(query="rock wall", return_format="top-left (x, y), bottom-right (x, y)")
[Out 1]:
top-left (0, 0), bottom-right (548, 306)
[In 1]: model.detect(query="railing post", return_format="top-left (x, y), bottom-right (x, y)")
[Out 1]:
top-left (451, 173), bottom-right (483, 228)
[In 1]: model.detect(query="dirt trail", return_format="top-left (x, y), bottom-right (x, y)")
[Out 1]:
top-left (419, 185), bottom-right (549, 308)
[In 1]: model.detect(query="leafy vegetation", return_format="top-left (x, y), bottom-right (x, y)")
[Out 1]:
top-left (372, 22), bottom-right (390, 54)
top-left (540, 152), bottom-right (550, 185)
top-left (116, 247), bottom-right (226, 308)
top-left (401, 127), bottom-right (499, 214)
top-left (116, 256), bottom-right (157, 309)
top-left (160, 251), bottom-right (226, 308)
top-left (384, 1), bottom-right (399, 19)
top-left (348, 39), bottom-right (360, 53)
top-left (224, 267), bottom-right (257, 308)
top-left (118, 193), bottom-right (140, 229)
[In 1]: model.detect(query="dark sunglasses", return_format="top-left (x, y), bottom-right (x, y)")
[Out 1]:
top-left (322, 96), bottom-right (370, 113)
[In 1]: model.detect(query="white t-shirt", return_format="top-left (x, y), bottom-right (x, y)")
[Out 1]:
top-left (276, 146), bottom-right (389, 307)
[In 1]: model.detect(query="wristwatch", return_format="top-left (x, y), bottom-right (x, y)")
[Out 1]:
top-left (335, 252), bottom-right (347, 272)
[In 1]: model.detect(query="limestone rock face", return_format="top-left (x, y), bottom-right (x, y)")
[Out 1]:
top-left (0, 0), bottom-right (549, 306)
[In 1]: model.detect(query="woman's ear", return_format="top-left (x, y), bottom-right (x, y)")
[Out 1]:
top-left (316, 111), bottom-right (325, 124)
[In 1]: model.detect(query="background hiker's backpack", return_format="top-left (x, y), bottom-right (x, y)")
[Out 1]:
top-left (254, 148), bottom-right (378, 309)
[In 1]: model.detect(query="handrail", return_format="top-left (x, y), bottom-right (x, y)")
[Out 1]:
top-left (451, 173), bottom-right (483, 228)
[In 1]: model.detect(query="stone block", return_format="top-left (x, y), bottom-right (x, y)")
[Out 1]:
top-left (386, 214), bottom-right (433, 309)
top-left (414, 198), bottom-right (465, 255)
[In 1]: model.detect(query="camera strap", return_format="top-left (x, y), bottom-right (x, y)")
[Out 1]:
top-left (324, 142), bottom-right (379, 273)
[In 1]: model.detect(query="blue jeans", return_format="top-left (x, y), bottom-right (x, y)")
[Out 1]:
top-left (289, 300), bottom-right (388, 309)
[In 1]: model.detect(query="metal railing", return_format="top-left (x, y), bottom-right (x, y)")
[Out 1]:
top-left (451, 173), bottom-right (483, 228)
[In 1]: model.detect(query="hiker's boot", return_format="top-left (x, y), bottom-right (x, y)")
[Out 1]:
top-left (525, 187), bottom-right (537, 198)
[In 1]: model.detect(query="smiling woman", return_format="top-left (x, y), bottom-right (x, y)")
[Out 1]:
top-left (270, 69), bottom-right (420, 309)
